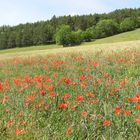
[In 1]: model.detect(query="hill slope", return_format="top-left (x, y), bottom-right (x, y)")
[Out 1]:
top-left (84, 28), bottom-right (140, 45)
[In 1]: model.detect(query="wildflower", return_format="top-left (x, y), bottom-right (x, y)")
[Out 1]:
top-left (89, 75), bottom-right (93, 79)
top-left (66, 127), bottom-right (72, 136)
top-left (103, 120), bottom-right (110, 126)
top-left (81, 111), bottom-right (88, 117)
top-left (124, 110), bottom-right (131, 115)
top-left (135, 118), bottom-right (140, 123)
top-left (136, 105), bottom-right (140, 109)
top-left (39, 89), bottom-right (46, 96)
top-left (86, 92), bottom-right (95, 97)
top-left (44, 105), bottom-right (49, 111)
top-left (104, 73), bottom-right (109, 78)
top-left (112, 87), bottom-right (120, 92)
top-left (138, 82), bottom-right (140, 87)
top-left (115, 107), bottom-right (122, 115)
top-left (76, 95), bottom-right (83, 102)
top-left (13, 78), bottom-right (22, 86)
top-left (46, 78), bottom-right (52, 83)
top-left (47, 86), bottom-right (53, 91)
top-left (58, 101), bottom-right (69, 109)
top-left (36, 102), bottom-right (45, 108)
top-left (78, 75), bottom-right (86, 80)
top-left (25, 95), bottom-right (34, 104)
top-left (0, 83), bottom-right (4, 90)
top-left (7, 120), bottom-right (13, 126)
top-left (81, 82), bottom-right (87, 88)
top-left (109, 92), bottom-right (113, 96)
top-left (63, 93), bottom-right (69, 99)
top-left (61, 77), bottom-right (66, 82)
top-left (65, 79), bottom-right (71, 85)
top-left (22, 121), bottom-right (26, 126)
top-left (16, 128), bottom-right (24, 135)
top-left (128, 94), bottom-right (140, 103)
top-left (50, 92), bottom-right (56, 97)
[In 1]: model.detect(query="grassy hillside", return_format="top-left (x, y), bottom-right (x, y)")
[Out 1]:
top-left (0, 28), bottom-right (140, 56)
top-left (84, 28), bottom-right (140, 45)
top-left (0, 44), bottom-right (61, 54)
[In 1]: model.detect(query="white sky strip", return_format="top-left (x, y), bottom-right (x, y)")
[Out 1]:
top-left (0, 0), bottom-right (140, 26)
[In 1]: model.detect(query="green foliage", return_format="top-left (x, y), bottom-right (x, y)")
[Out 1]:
top-left (0, 33), bottom-right (8, 49)
top-left (82, 28), bottom-right (93, 42)
top-left (70, 30), bottom-right (82, 45)
top-left (120, 18), bottom-right (136, 32)
top-left (95, 19), bottom-right (119, 38)
top-left (0, 8), bottom-right (140, 49)
top-left (55, 26), bottom-right (82, 47)
top-left (55, 25), bottom-right (72, 46)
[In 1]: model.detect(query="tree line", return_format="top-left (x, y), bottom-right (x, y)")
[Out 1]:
top-left (0, 8), bottom-right (140, 49)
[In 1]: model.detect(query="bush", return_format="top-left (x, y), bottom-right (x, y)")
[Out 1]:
top-left (55, 25), bottom-right (72, 46)
top-left (120, 18), bottom-right (136, 32)
top-left (82, 28), bottom-right (93, 42)
top-left (95, 19), bottom-right (120, 38)
top-left (55, 25), bottom-right (82, 47)
top-left (70, 30), bottom-right (82, 45)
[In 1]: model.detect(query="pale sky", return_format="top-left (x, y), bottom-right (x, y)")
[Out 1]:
top-left (0, 0), bottom-right (140, 26)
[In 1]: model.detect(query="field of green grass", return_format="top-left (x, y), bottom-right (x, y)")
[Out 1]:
top-left (0, 29), bottom-right (140, 139)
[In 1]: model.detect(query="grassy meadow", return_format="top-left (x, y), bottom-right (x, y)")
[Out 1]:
top-left (0, 30), bottom-right (140, 139)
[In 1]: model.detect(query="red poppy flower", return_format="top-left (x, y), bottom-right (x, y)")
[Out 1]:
top-left (135, 118), bottom-right (140, 123)
top-left (0, 83), bottom-right (4, 90)
top-left (103, 120), bottom-right (110, 126)
top-left (128, 94), bottom-right (140, 103)
top-left (58, 101), bottom-right (69, 109)
top-left (39, 89), bottom-right (46, 96)
top-left (104, 73), bottom-right (109, 78)
top-left (66, 127), bottom-right (72, 136)
top-left (115, 107), bottom-right (122, 115)
top-left (16, 128), bottom-right (24, 135)
top-left (47, 86), bottom-right (53, 91)
top-left (50, 92), bottom-right (56, 97)
top-left (63, 93), bottom-right (69, 99)
top-left (76, 95), bottom-right (83, 102)
top-left (7, 120), bottom-right (13, 125)
top-left (136, 105), bottom-right (140, 109)
top-left (78, 75), bottom-right (86, 80)
top-left (86, 92), bottom-right (95, 97)
top-left (81, 111), bottom-right (88, 117)
top-left (138, 82), bottom-right (140, 87)
top-left (65, 79), bottom-right (71, 85)
top-left (124, 110), bottom-right (131, 115)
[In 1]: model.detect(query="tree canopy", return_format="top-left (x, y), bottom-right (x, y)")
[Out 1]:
top-left (0, 8), bottom-right (140, 49)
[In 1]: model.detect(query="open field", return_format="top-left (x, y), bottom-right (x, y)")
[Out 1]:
top-left (0, 40), bottom-right (140, 139)
top-left (0, 40), bottom-right (140, 61)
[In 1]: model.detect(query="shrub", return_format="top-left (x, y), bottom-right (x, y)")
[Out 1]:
top-left (82, 28), bottom-right (93, 42)
top-left (55, 25), bottom-right (72, 46)
top-left (95, 19), bottom-right (120, 38)
top-left (120, 18), bottom-right (136, 32)
top-left (55, 25), bottom-right (82, 47)
top-left (70, 30), bottom-right (82, 45)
